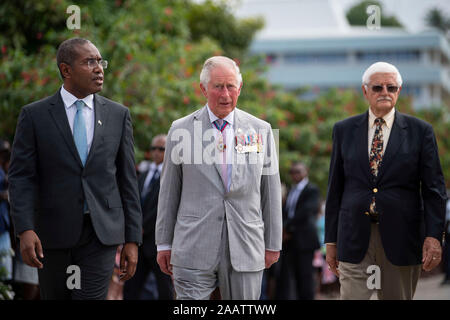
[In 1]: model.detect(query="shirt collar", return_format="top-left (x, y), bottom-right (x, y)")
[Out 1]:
top-left (150, 161), bottom-right (163, 173)
top-left (294, 177), bottom-right (309, 191)
top-left (206, 104), bottom-right (235, 127)
top-left (368, 107), bottom-right (395, 129)
top-left (60, 86), bottom-right (94, 110)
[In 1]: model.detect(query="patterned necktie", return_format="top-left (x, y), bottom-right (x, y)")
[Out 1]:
top-left (73, 100), bottom-right (88, 166)
top-left (214, 119), bottom-right (229, 191)
top-left (369, 117), bottom-right (385, 214)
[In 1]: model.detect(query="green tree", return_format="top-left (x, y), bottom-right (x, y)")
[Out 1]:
top-left (425, 8), bottom-right (450, 33)
top-left (346, 0), bottom-right (403, 27)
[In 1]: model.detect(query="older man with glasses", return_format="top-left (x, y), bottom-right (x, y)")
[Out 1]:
top-left (325, 61), bottom-right (447, 299)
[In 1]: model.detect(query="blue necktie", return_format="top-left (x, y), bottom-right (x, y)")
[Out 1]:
top-left (73, 100), bottom-right (88, 166)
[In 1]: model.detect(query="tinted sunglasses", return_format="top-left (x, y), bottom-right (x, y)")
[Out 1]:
top-left (151, 146), bottom-right (165, 151)
top-left (370, 85), bottom-right (399, 93)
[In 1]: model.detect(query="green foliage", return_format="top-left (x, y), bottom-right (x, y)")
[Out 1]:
top-left (346, 0), bottom-right (403, 27)
top-left (186, 0), bottom-right (264, 58)
top-left (425, 8), bottom-right (450, 33)
top-left (1, 0), bottom-right (448, 198)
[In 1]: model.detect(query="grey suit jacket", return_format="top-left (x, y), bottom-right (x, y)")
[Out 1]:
top-left (156, 106), bottom-right (282, 272)
top-left (9, 91), bottom-right (142, 249)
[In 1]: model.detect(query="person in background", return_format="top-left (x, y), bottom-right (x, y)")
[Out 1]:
top-left (442, 193), bottom-right (450, 285)
top-left (124, 134), bottom-right (174, 300)
top-left (0, 139), bottom-right (12, 284)
top-left (276, 162), bottom-right (321, 299)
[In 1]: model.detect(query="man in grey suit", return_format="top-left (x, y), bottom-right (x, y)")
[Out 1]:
top-left (8, 38), bottom-right (142, 299)
top-left (156, 56), bottom-right (282, 300)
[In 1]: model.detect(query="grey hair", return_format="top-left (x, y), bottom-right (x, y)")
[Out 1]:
top-left (151, 134), bottom-right (167, 146)
top-left (362, 61), bottom-right (403, 86)
top-left (199, 56), bottom-right (242, 89)
top-left (56, 38), bottom-right (92, 78)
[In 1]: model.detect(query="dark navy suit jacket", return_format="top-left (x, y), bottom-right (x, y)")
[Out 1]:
top-left (325, 110), bottom-right (447, 266)
top-left (8, 91), bottom-right (142, 249)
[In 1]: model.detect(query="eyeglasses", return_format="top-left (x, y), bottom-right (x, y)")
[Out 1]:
top-left (151, 146), bottom-right (165, 152)
top-left (369, 85), bottom-right (399, 93)
top-left (83, 58), bottom-right (108, 69)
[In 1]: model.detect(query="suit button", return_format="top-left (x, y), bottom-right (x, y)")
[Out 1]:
top-left (218, 216), bottom-right (223, 221)
top-left (373, 188), bottom-right (378, 193)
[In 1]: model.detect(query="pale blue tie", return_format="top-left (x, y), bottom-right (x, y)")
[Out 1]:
top-left (73, 100), bottom-right (88, 166)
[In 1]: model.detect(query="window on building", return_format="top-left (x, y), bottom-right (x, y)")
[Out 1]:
top-left (356, 50), bottom-right (420, 62)
top-left (283, 53), bottom-right (347, 64)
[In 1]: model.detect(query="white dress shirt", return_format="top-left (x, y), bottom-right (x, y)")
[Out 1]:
top-left (60, 86), bottom-right (95, 153)
top-left (368, 107), bottom-right (395, 156)
top-left (286, 178), bottom-right (309, 220)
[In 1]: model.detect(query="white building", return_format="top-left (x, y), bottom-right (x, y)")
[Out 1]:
top-left (235, 0), bottom-right (450, 108)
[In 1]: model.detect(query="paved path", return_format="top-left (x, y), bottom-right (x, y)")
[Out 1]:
top-left (317, 272), bottom-right (450, 300)
top-left (413, 273), bottom-right (450, 300)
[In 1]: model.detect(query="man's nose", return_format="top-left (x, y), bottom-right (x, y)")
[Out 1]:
top-left (221, 87), bottom-right (230, 97)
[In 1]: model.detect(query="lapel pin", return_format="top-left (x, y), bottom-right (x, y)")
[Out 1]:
top-left (98, 120), bottom-right (102, 126)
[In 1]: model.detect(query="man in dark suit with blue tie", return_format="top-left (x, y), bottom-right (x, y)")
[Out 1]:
top-left (8, 38), bottom-right (142, 299)
top-left (325, 62), bottom-right (447, 299)
top-left (123, 134), bottom-right (173, 300)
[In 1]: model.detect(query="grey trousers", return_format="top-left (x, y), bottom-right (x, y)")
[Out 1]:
top-left (338, 223), bottom-right (422, 300)
top-left (172, 222), bottom-right (264, 300)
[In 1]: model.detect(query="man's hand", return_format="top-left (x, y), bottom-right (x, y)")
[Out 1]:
top-left (422, 236), bottom-right (442, 272)
top-left (326, 244), bottom-right (339, 277)
top-left (157, 250), bottom-right (172, 276)
top-left (265, 250), bottom-right (280, 268)
top-left (19, 230), bottom-right (43, 269)
top-left (119, 242), bottom-right (138, 281)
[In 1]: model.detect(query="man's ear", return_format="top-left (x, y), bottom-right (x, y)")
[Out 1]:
top-left (200, 83), bottom-right (208, 98)
top-left (362, 85), bottom-right (368, 99)
top-left (59, 63), bottom-right (72, 79)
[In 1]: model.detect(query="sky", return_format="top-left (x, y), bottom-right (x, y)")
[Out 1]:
top-left (231, 0), bottom-right (450, 33)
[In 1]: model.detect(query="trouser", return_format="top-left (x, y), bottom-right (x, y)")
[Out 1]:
top-left (276, 248), bottom-right (315, 300)
top-left (338, 223), bottom-right (421, 300)
top-left (172, 222), bottom-right (264, 300)
top-left (37, 215), bottom-right (117, 300)
top-left (123, 246), bottom-right (174, 300)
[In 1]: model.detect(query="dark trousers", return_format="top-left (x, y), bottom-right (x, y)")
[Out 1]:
top-left (123, 247), bottom-right (173, 300)
top-left (37, 215), bottom-right (117, 300)
top-left (276, 247), bottom-right (315, 300)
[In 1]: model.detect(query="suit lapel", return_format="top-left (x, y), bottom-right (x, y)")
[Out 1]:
top-left (377, 111), bottom-right (407, 181)
top-left (354, 112), bottom-right (372, 181)
top-left (48, 91), bottom-right (83, 167)
top-left (85, 94), bottom-right (108, 167)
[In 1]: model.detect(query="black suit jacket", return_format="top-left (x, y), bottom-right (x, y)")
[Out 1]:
top-left (325, 110), bottom-right (447, 266)
top-left (283, 182), bottom-right (320, 252)
top-left (8, 91), bottom-right (142, 249)
top-left (139, 168), bottom-right (160, 258)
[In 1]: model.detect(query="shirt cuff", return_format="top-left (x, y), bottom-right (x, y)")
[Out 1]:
top-left (157, 244), bottom-right (172, 251)
top-left (325, 242), bottom-right (337, 246)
